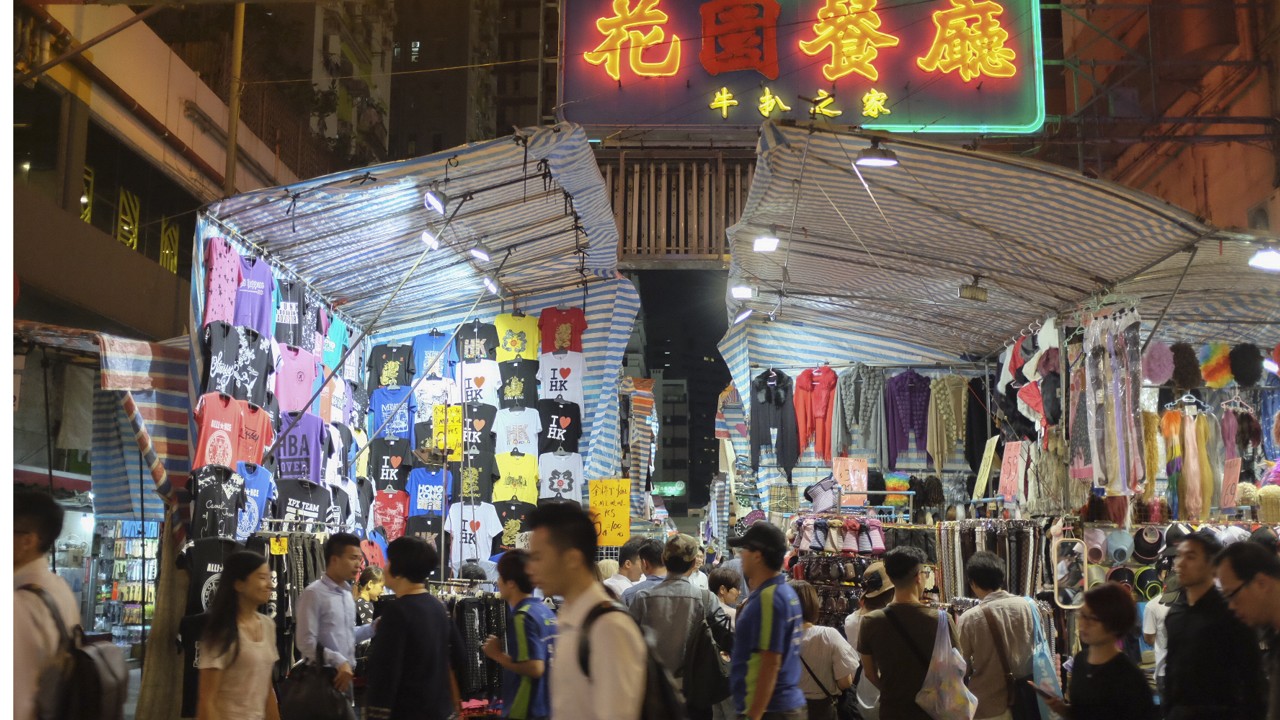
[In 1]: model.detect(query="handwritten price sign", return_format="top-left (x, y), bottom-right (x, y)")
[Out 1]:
top-left (590, 479), bottom-right (631, 546)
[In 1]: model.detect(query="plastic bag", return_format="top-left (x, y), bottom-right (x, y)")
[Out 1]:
top-left (1028, 598), bottom-right (1064, 720)
top-left (915, 611), bottom-right (977, 720)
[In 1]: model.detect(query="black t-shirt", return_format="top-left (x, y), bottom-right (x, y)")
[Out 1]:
top-left (460, 403), bottom-right (498, 456)
top-left (351, 383), bottom-right (370, 426)
top-left (203, 321), bottom-right (239, 396)
top-left (234, 326), bottom-right (274, 406)
top-left (1067, 651), bottom-right (1156, 720)
top-left (368, 438), bottom-right (412, 492)
top-left (365, 593), bottom-right (466, 720)
top-left (274, 279), bottom-right (306, 347)
top-left (450, 454), bottom-right (496, 502)
top-left (332, 422), bottom-right (355, 480)
top-left (498, 359), bottom-right (539, 410)
top-left (276, 480), bottom-right (334, 530)
top-left (184, 537), bottom-right (241, 616)
top-left (404, 514), bottom-right (448, 580)
top-left (367, 344), bottom-right (415, 393)
top-left (264, 391), bottom-right (281, 431)
top-left (178, 613), bottom-right (209, 718)
top-left (192, 465), bottom-right (247, 541)
top-left (493, 500), bottom-right (537, 551)
top-left (357, 476), bottom-right (375, 528)
top-left (537, 399), bottom-right (582, 454)
top-left (455, 321), bottom-right (499, 363)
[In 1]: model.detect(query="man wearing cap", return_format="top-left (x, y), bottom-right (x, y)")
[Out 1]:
top-left (1214, 542), bottom-right (1280, 720)
top-left (728, 523), bottom-right (807, 720)
top-left (957, 551), bottom-right (1036, 720)
top-left (1164, 530), bottom-right (1267, 720)
top-left (629, 534), bottom-right (735, 720)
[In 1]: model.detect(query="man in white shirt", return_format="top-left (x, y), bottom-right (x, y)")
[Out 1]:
top-left (14, 490), bottom-right (82, 720)
top-left (604, 537), bottom-right (645, 598)
top-left (1142, 574), bottom-right (1177, 701)
top-left (527, 502), bottom-right (646, 720)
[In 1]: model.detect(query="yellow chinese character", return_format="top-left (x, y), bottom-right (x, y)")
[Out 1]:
top-left (710, 87), bottom-right (739, 118)
top-left (809, 89), bottom-right (843, 118)
top-left (917, 0), bottom-right (1017, 82)
top-left (585, 0), bottom-right (682, 81)
top-left (798, 0), bottom-right (900, 83)
top-left (861, 88), bottom-right (890, 118)
top-left (757, 87), bottom-right (792, 117)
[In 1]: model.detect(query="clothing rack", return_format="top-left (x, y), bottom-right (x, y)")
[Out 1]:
top-left (749, 361), bottom-right (990, 372)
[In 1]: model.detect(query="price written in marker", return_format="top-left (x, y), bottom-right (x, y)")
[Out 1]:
top-left (589, 479), bottom-right (631, 546)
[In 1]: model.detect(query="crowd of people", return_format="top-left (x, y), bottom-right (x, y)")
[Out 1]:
top-left (13, 487), bottom-right (1280, 720)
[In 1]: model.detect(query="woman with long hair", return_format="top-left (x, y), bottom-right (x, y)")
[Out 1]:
top-left (197, 551), bottom-right (279, 720)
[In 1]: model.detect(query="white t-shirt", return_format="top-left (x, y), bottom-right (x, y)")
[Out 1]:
top-left (603, 573), bottom-right (634, 599)
top-left (494, 407), bottom-right (543, 455)
top-left (15, 559), bottom-right (81, 720)
top-left (455, 360), bottom-right (501, 408)
top-left (538, 351), bottom-right (586, 407)
top-left (689, 570), bottom-right (710, 591)
top-left (799, 625), bottom-right (860, 701)
top-left (1142, 599), bottom-right (1171, 679)
top-left (413, 377), bottom-right (461, 423)
top-left (538, 452), bottom-right (585, 504)
top-left (845, 611), bottom-right (881, 712)
top-left (552, 582), bottom-right (647, 720)
top-left (445, 501), bottom-right (503, 570)
top-left (197, 613), bottom-right (280, 720)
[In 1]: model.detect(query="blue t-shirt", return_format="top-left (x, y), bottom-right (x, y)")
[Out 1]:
top-left (730, 574), bottom-right (806, 714)
top-left (413, 332), bottom-right (455, 379)
top-left (370, 386), bottom-right (417, 446)
top-left (405, 467), bottom-right (451, 517)
top-left (323, 316), bottom-right (348, 370)
top-left (503, 597), bottom-right (555, 719)
top-left (235, 462), bottom-right (277, 542)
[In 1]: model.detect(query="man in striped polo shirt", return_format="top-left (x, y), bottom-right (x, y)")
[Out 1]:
top-left (485, 549), bottom-right (556, 720)
top-left (728, 522), bottom-right (808, 720)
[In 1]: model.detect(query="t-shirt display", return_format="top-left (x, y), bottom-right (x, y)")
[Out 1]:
top-left (329, 374), bottom-right (349, 425)
top-left (233, 255), bottom-right (275, 339)
top-left (456, 359), bottom-right (501, 407)
top-left (203, 321), bottom-right (239, 396)
top-left (343, 337), bottom-right (365, 384)
top-left (494, 407), bottom-right (542, 456)
top-left (233, 327), bottom-right (275, 406)
top-left (444, 501), bottom-right (503, 570)
top-left (456, 321), bottom-right (499, 363)
top-left (460, 403), bottom-right (498, 457)
top-left (331, 475), bottom-right (360, 528)
top-left (537, 399), bottom-right (583, 454)
top-left (323, 315), bottom-right (348, 370)
top-left (370, 386), bottom-right (417, 445)
top-left (357, 476), bottom-right (375, 529)
top-left (453, 454), bottom-right (497, 501)
top-left (368, 437), bottom-right (412, 492)
top-left (193, 392), bottom-right (243, 469)
top-left (538, 306), bottom-right (587, 354)
top-left (495, 313), bottom-right (541, 362)
top-left (493, 500), bottom-right (538, 550)
top-left (498, 358), bottom-right (540, 409)
top-left (184, 537), bottom-right (241, 615)
top-left (236, 462), bottom-right (278, 542)
top-left (203, 238), bottom-right (242, 328)
top-left (413, 377), bottom-right (460, 423)
top-left (276, 412), bottom-right (327, 483)
top-left (276, 479), bottom-right (334, 528)
top-left (538, 452), bottom-right (585, 504)
top-left (236, 400), bottom-right (275, 465)
top-left (316, 366), bottom-right (336, 421)
top-left (432, 405), bottom-right (465, 462)
top-left (192, 465), bottom-right (247, 541)
top-left (372, 488), bottom-right (410, 541)
top-left (310, 298), bottom-right (329, 359)
top-left (367, 344), bottom-right (414, 392)
top-left (273, 278), bottom-right (306, 347)
top-left (412, 331), bottom-right (454, 378)
top-left (494, 451), bottom-right (540, 505)
top-left (276, 346), bottom-right (319, 413)
top-left (405, 467), bottom-right (451, 517)
top-left (403, 514), bottom-right (447, 578)
top-left (537, 352), bottom-right (586, 407)
top-left (351, 384), bottom-right (371, 425)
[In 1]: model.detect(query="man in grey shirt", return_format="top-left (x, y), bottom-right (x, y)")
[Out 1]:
top-left (296, 533), bottom-right (376, 693)
top-left (956, 551), bottom-right (1035, 720)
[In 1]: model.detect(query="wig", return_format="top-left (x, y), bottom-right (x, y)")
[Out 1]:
top-left (1228, 344), bottom-right (1264, 387)
top-left (1199, 342), bottom-right (1233, 389)
top-left (1142, 341), bottom-right (1174, 385)
top-left (1170, 343), bottom-right (1202, 390)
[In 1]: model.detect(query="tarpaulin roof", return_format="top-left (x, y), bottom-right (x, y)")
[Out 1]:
top-left (727, 121), bottom-right (1280, 356)
top-left (202, 123), bottom-right (620, 333)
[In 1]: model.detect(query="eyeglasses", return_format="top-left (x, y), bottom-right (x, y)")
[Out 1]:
top-left (1078, 612), bottom-right (1100, 623)
top-left (1220, 577), bottom-right (1253, 602)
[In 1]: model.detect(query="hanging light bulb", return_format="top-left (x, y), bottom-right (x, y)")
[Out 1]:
top-left (420, 229), bottom-right (440, 250)
top-left (753, 236), bottom-right (780, 252)
top-left (854, 139), bottom-right (899, 168)
top-left (483, 274), bottom-right (500, 295)
top-left (733, 308), bottom-right (754, 325)
top-left (470, 241), bottom-right (493, 262)
top-left (1247, 246), bottom-right (1280, 272)
top-left (730, 284), bottom-right (757, 300)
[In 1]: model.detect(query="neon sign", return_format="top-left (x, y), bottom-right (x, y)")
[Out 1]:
top-left (560, 0), bottom-right (1044, 132)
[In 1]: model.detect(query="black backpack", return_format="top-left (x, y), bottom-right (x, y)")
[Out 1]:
top-left (20, 584), bottom-right (129, 720)
top-left (578, 601), bottom-right (689, 720)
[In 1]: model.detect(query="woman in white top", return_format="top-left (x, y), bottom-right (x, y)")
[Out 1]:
top-left (197, 551), bottom-right (280, 720)
top-left (843, 561), bottom-right (894, 720)
top-left (791, 580), bottom-right (860, 720)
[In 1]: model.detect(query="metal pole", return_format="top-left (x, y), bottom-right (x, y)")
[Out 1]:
top-left (223, 3), bottom-right (245, 197)
top-left (14, 4), bottom-right (168, 86)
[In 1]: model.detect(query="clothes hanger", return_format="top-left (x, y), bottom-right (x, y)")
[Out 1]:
top-left (554, 447), bottom-right (570, 457)
top-left (429, 328), bottom-right (445, 337)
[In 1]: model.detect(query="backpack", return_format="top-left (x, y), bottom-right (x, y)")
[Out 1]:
top-left (578, 601), bottom-right (689, 720)
top-left (20, 584), bottom-right (129, 720)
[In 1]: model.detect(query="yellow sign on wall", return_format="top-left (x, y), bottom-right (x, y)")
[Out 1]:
top-left (589, 479), bottom-right (631, 547)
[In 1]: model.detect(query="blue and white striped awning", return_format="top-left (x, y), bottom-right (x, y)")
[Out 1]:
top-left (727, 121), bottom-right (1279, 355)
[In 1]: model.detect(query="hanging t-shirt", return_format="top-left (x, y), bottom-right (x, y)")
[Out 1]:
top-left (276, 412), bottom-right (327, 484)
top-left (494, 407), bottom-right (542, 456)
top-left (455, 321), bottom-right (499, 363)
top-left (324, 424), bottom-right (346, 487)
top-left (361, 538), bottom-right (387, 570)
top-left (537, 399), bottom-right (583, 454)
top-left (184, 537), bottom-right (241, 615)
top-left (538, 306), bottom-right (588, 354)
top-left (456, 359), bottom-right (501, 407)
top-left (367, 344), bottom-right (414, 393)
top-left (368, 437), bottom-right (412, 492)
top-left (192, 465), bottom-right (247, 541)
top-left (236, 462), bottom-right (278, 542)
top-left (445, 501), bottom-right (503, 570)
top-left (433, 405), bottom-right (465, 462)
top-left (414, 377), bottom-right (461, 424)
top-left (310, 296), bottom-right (330, 359)
top-left (453, 454), bottom-right (497, 501)
top-left (494, 451), bottom-right (540, 505)
top-left (315, 366), bottom-right (336, 421)
top-left (263, 391), bottom-right (281, 430)
top-left (372, 489), bottom-right (410, 541)
top-left (203, 237), bottom-right (242, 328)
top-left (343, 337), bottom-right (365, 385)
top-left (329, 375), bottom-right (349, 425)
top-left (493, 500), bottom-right (538, 550)
top-left (323, 316), bottom-right (348, 371)
top-left (498, 358), bottom-right (540, 409)
top-left (495, 313), bottom-right (541, 362)
top-left (351, 384), bottom-right (371, 427)
top-left (356, 476), bottom-right (375, 531)
top-left (236, 400), bottom-right (275, 465)
top-left (538, 351), bottom-right (586, 408)
top-left (331, 475), bottom-right (359, 528)
top-left (203, 321), bottom-right (240, 396)
top-left (405, 467), bottom-right (451, 517)
top-left (352, 427), bottom-right (371, 480)
top-left (413, 331), bottom-right (455, 378)
top-left (276, 346), bottom-right (319, 414)
top-left (273, 278), bottom-right (306, 347)
top-left (234, 255), bottom-right (275, 338)
top-left (233, 327), bottom-right (274, 406)
top-left (370, 386), bottom-right (416, 445)
top-left (194, 392), bottom-right (243, 469)
top-left (461, 403), bottom-right (498, 457)
top-left (403, 514), bottom-right (447, 579)
top-left (538, 452), bottom-right (585, 504)
top-left (276, 479), bottom-right (334, 529)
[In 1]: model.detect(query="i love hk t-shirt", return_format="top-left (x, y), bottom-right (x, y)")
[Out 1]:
top-left (537, 352), bottom-right (585, 407)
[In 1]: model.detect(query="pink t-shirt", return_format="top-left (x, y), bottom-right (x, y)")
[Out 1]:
top-left (276, 346), bottom-right (319, 413)
top-left (203, 237), bottom-right (242, 327)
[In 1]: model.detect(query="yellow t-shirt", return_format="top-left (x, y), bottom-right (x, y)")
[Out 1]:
top-left (432, 405), bottom-right (464, 462)
top-left (493, 451), bottom-right (539, 504)
top-left (495, 313), bottom-right (540, 362)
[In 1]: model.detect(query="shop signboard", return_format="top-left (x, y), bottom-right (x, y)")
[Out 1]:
top-left (560, 0), bottom-right (1045, 132)
top-left (590, 479), bottom-right (632, 546)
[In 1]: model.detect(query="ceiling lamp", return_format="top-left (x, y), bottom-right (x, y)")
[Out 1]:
top-left (754, 235), bottom-right (780, 253)
top-left (1248, 245), bottom-right (1280, 272)
top-left (1264, 358), bottom-right (1279, 375)
top-left (420, 229), bottom-right (440, 250)
top-left (483, 274), bottom-right (500, 295)
top-left (730, 283), bottom-right (757, 300)
top-left (854, 139), bottom-right (899, 168)
top-left (958, 276), bottom-right (988, 302)
top-left (423, 188), bottom-right (449, 215)
top-left (470, 242), bottom-right (493, 262)
top-left (733, 308), bottom-right (754, 325)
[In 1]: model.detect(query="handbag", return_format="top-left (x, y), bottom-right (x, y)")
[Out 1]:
top-left (1027, 599), bottom-right (1064, 720)
top-left (278, 642), bottom-right (357, 720)
top-left (980, 606), bottom-right (1042, 720)
top-left (800, 653), bottom-right (862, 720)
top-left (888, 609), bottom-right (976, 720)
top-left (683, 615), bottom-right (730, 708)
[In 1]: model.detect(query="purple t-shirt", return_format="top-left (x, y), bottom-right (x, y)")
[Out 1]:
top-left (276, 346), bottom-right (319, 413)
top-left (276, 412), bottom-right (327, 484)
top-left (234, 256), bottom-right (275, 338)
top-left (203, 237), bottom-right (241, 328)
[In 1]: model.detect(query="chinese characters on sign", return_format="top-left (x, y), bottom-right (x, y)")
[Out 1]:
top-left (562, 0), bottom-right (1043, 131)
top-left (589, 479), bottom-right (631, 546)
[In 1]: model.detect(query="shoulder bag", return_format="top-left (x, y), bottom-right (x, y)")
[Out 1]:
top-left (980, 606), bottom-right (1041, 720)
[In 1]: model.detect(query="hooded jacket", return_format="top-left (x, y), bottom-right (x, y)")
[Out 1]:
top-left (751, 369), bottom-right (799, 481)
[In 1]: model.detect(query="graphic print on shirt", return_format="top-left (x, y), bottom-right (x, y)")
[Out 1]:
top-left (204, 322), bottom-right (239, 395)
top-left (546, 469), bottom-right (575, 498)
top-left (380, 359), bottom-right (402, 388)
top-left (502, 330), bottom-right (528, 356)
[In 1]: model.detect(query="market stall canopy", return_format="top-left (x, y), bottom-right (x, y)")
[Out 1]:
top-left (727, 121), bottom-right (1280, 356)
top-left (201, 123), bottom-right (619, 332)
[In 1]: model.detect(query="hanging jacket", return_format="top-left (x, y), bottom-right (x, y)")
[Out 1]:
top-left (795, 366), bottom-right (838, 463)
top-left (750, 370), bottom-right (799, 481)
top-left (885, 370), bottom-right (931, 470)
top-left (830, 364), bottom-right (886, 459)
top-left (965, 376), bottom-right (998, 473)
